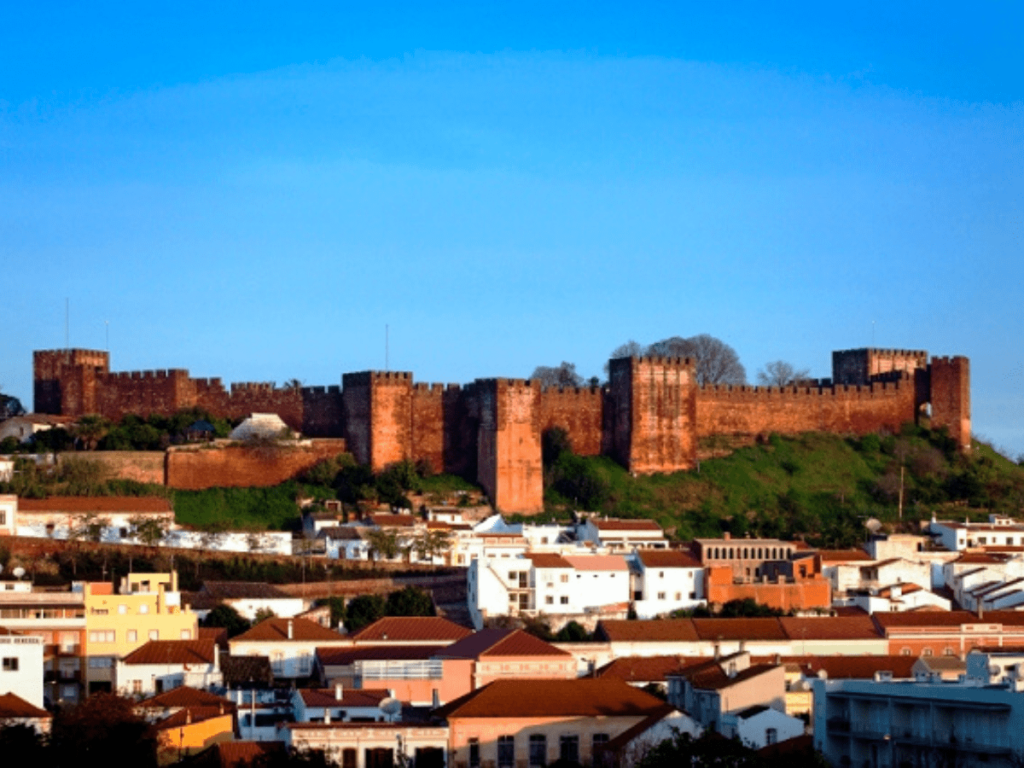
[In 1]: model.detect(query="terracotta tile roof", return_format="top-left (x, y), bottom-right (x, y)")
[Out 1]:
top-left (873, 610), bottom-right (1024, 629)
top-left (213, 742), bottom-right (286, 768)
top-left (201, 581), bottom-right (290, 599)
top-left (0, 692), bottom-right (51, 719)
top-left (954, 553), bottom-right (1011, 564)
top-left (137, 686), bottom-right (235, 709)
top-left (597, 619), bottom-right (699, 643)
top-left (199, 627), bottom-right (229, 648)
top-left (778, 616), bottom-right (881, 641)
top-left (123, 639), bottom-right (216, 665)
top-left (435, 678), bottom-right (667, 718)
top-left (595, 655), bottom-right (707, 683)
top-left (317, 645), bottom-right (445, 666)
top-left (593, 519), bottom-right (662, 532)
top-left (637, 550), bottom-right (701, 568)
top-left (350, 617), bottom-right (473, 643)
top-left (439, 628), bottom-right (571, 659)
top-left (817, 549), bottom-right (873, 562)
top-left (17, 496), bottom-right (173, 513)
top-left (220, 654), bottom-right (274, 687)
top-left (368, 514), bottom-right (420, 528)
top-left (683, 662), bottom-right (780, 691)
top-left (319, 526), bottom-right (365, 540)
top-left (563, 555), bottom-right (629, 572)
top-left (876, 583), bottom-right (924, 597)
top-left (154, 705), bottom-right (233, 731)
top-left (233, 617), bottom-right (347, 643)
top-left (298, 687), bottom-right (390, 708)
top-left (692, 618), bottom-right (787, 642)
top-left (524, 553), bottom-right (574, 569)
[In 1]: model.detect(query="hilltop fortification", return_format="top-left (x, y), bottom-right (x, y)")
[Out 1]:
top-left (33, 346), bottom-right (970, 513)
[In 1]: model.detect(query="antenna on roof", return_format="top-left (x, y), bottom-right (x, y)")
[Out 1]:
top-left (65, 297), bottom-right (70, 351)
top-left (385, 324), bottom-right (389, 371)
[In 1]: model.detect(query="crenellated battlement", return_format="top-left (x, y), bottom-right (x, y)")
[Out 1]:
top-left (413, 382), bottom-right (446, 395)
top-left (230, 381), bottom-right (281, 393)
top-left (698, 373), bottom-right (912, 399)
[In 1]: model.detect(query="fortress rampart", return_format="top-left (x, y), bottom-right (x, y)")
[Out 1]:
top-left (32, 345), bottom-right (971, 513)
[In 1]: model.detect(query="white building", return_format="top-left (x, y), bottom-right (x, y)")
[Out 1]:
top-left (230, 617), bottom-right (350, 680)
top-left (114, 638), bottom-right (223, 696)
top-left (930, 514), bottom-right (1024, 552)
top-left (630, 549), bottom-right (704, 618)
top-left (848, 582), bottom-right (952, 614)
top-left (814, 661), bottom-right (1024, 767)
top-left (720, 704), bottom-right (804, 750)
top-left (282, 722), bottom-right (449, 768)
top-left (291, 683), bottom-right (396, 723)
top-left (576, 517), bottom-right (668, 550)
top-left (186, 581), bottom-right (307, 621)
top-left (0, 627), bottom-right (45, 708)
top-left (0, 494), bottom-right (15, 535)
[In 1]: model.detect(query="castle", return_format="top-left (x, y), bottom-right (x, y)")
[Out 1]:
top-left (33, 347), bottom-right (970, 512)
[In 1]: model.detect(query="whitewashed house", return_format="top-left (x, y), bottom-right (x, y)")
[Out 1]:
top-left (0, 627), bottom-right (45, 708)
top-left (630, 549), bottom-right (704, 618)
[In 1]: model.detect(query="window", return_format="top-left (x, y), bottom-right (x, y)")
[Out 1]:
top-left (149, 630), bottom-right (159, 641)
top-left (675, 592), bottom-right (682, 601)
top-left (88, 657), bottom-right (112, 669)
top-left (922, 647), bottom-right (933, 657)
top-left (529, 734), bottom-right (547, 767)
top-left (559, 735), bottom-right (579, 764)
top-left (181, 630), bottom-right (192, 640)
top-left (2, 657), bottom-right (18, 671)
top-left (560, 574), bottom-right (569, 583)
top-left (127, 630), bottom-right (138, 643)
top-left (659, 571), bottom-right (664, 578)
top-left (592, 733), bottom-right (609, 756)
top-left (900, 647), bottom-right (912, 656)
top-left (766, 728), bottom-right (777, 746)
top-left (546, 595), bottom-right (554, 605)
top-left (560, 596), bottom-right (569, 605)
top-left (118, 604), bottom-right (128, 614)
top-left (0, 511), bottom-right (5, 525)
top-left (944, 647), bottom-right (956, 656)
top-left (657, 592), bottom-right (666, 600)
top-left (132, 680), bottom-right (142, 695)
top-left (89, 630), bottom-right (115, 643)
top-left (468, 739), bottom-right (480, 768)
top-left (139, 604), bottom-right (149, 614)
top-left (497, 736), bottom-right (515, 768)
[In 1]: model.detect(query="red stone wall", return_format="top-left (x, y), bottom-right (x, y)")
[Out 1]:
top-left (475, 379), bottom-right (544, 513)
top-left (538, 386), bottom-right (604, 456)
top-left (832, 348), bottom-right (928, 385)
top-left (166, 439), bottom-right (347, 490)
top-left (411, 383), bottom-right (446, 475)
top-left (695, 377), bottom-right (918, 439)
top-left (367, 373), bottom-right (414, 471)
top-left (608, 356), bottom-right (698, 474)
top-left (705, 564), bottom-right (831, 612)
top-left (930, 356), bottom-right (971, 451)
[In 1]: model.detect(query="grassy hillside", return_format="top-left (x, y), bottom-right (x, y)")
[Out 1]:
top-left (540, 426), bottom-right (1024, 548)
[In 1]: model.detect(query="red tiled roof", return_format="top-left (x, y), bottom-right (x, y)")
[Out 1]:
top-left (817, 550), bottom-right (873, 562)
top-left (682, 661), bottom-right (780, 691)
top-left (593, 519), bottom-right (662, 532)
top-left (435, 678), bottom-right (667, 718)
top-left (595, 655), bottom-right (708, 683)
top-left (524, 553), bottom-right (574, 569)
top-left (0, 692), bottom-right (51, 719)
top-left (233, 617), bottom-right (347, 643)
top-left (350, 617), bottom-right (473, 643)
top-left (439, 628), bottom-right (571, 659)
top-left (17, 496), bottom-right (172, 513)
top-left (123, 639), bottom-right (216, 665)
top-left (137, 686), bottom-right (235, 709)
top-left (692, 618), bottom-right (787, 642)
top-left (873, 610), bottom-right (1024, 630)
top-left (317, 645), bottom-right (445, 666)
top-left (368, 514), bottom-right (419, 528)
top-left (637, 550), bottom-right (701, 569)
top-left (778, 616), bottom-right (881, 641)
top-left (154, 705), bottom-right (233, 731)
top-left (597, 619), bottom-right (700, 643)
top-left (563, 555), bottom-right (629, 572)
top-left (298, 687), bottom-right (390, 708)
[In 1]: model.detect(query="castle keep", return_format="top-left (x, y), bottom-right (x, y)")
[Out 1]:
top-left (33, 346), bottom-right (970, 513)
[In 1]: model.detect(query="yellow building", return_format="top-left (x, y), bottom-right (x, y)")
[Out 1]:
top-left (83, 572), bottom-right (198, 693)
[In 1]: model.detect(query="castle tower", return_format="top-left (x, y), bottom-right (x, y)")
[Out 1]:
top-left (473, 379), bottom-right (543, 514)
top-left (930, 356), bottom-right (971, 452)
top-left (33, 349), bottom-right (110, 415)
top-left (341, 371), bottom-right (414, 471)
top-left (832, 348), bottom-right (929, 385)
top-left (608, 356), bottom-right (698, 474)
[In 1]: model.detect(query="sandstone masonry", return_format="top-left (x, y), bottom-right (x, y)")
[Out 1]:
top-left (33, 346), bottom-right (971, 513)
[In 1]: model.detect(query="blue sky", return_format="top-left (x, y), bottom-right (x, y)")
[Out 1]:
top-left (2, 3), bottom-right (1021, 455)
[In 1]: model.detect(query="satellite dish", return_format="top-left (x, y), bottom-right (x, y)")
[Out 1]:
top-left (12, 567), bottom-right (25, 580)
top-left (379, 697), bottom-right (402, 717)
top-left (817, 669), bottom-right (828, 680)
top-left (865, 518), bottom-right (883, 533)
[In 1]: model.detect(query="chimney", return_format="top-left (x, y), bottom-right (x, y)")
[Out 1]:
top-left (723, 532), bottom-right (731, 541)
top-left (287, 619), bottom-right (294, 640)
top-left (324, 708), bottom-right (331, 724)
top-left (186, 708), bottom-right (192, 724)
top-left (432, 688), bottom-right (440, 709)
top-left (213, 641), bottom-right (220, 671)
top-left (335, 682), bottom-right (344, 701)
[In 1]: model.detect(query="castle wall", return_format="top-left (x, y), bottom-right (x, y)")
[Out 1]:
top-left (33, 349), bottom-right (110, 415)
top-left (930, 356), bottom-right (971, 451)
top-left (475, 379), bottom-right (544, 513)
top-left (443, 385), bottom-right (477, 479)
top-left (608, 356), bottom-right (697, 474)
top-left (538, 386), bottom-right (604, 456)
top-left (341, 372), bottom-right (413, 471)
top-left (695, 377), bottom-right (918, 439)
top-left (411, 384), bottom-right (446, 475)
top-left (301, 386), bottom-right (344, 438)
top-left (166, 439), bottom-right (347, 490)
top-left (832, 348), bottom-right (928, 385)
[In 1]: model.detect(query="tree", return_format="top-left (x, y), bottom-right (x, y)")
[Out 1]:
top-left (530, 362), bottom-right (584, 389)
top-left (318, 596), bottom-right (346, 628)
top-left (130, 516), bottom-right (168, 548)
top-left (385, 586), bottom-right (435, 617)
top-left (609, 340), bottom-right (644, 360)
top-left (757, 360), bottom-right (812, 388)
top-left (72, 414), bottom-right (111, 451)
top-left (345, 594), bottom-right (386, 632)
top-left (413, 529), bottom-right (452, 563)
top-left (718, 598), bottom-right (783, 618)
top-left (0, 723), bottom-right (47, 763)
top-left (253, 606), bottom-right (277, 623)
top-left (202, 603), bottom-right (251, 637)
top-left (542, 427), bottom-right (573, 468)
top-left (647, 334), bottom-right (746, 386)
top-left (50, 692), bottom-right (158, 768)
top-left (364, 528), bottom-right (401, 561)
